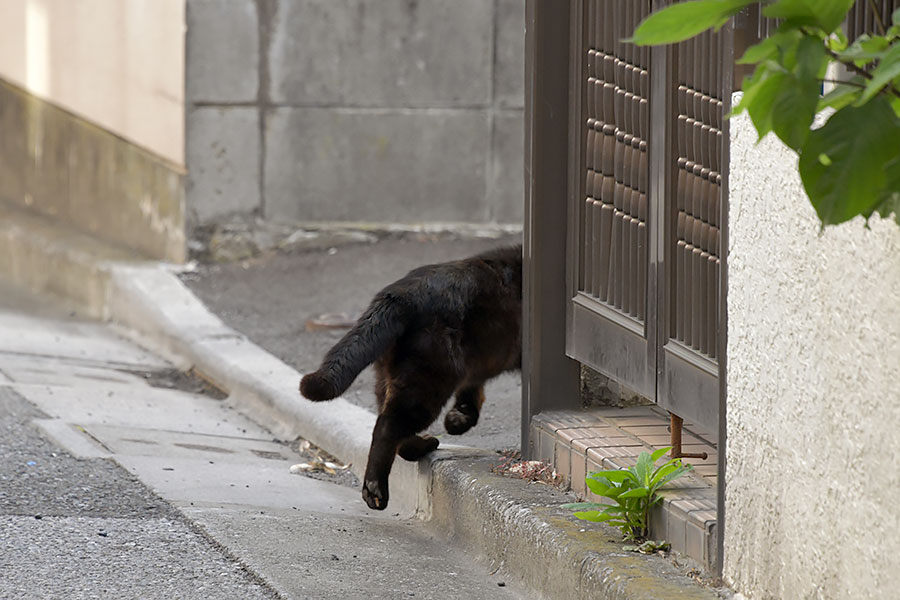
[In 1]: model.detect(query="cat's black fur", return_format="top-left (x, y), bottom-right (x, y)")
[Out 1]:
top-left (300, 244), bottom-right (522, 510)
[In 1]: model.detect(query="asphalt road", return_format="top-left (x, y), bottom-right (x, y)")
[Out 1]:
top-left (0, 374), bottom-right (276, 600)
top-left (181, 233), bottom-right (524, 452)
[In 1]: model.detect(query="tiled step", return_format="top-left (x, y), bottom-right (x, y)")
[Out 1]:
top-left (531, 406), bottom-right (718, 568)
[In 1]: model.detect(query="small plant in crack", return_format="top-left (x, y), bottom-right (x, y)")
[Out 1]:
top-left (563, 447), bottom-right (692, 542)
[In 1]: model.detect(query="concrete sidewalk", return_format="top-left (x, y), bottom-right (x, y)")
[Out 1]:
top-left (0, 205), bottom-right (728, 599)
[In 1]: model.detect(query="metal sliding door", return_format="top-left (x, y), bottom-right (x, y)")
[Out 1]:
top-left (656, 25), bottom-right (730, 432)
top-left (567, 0), bottom-right (730, 432)
top-left (567, 0), bottom-right (657, 400)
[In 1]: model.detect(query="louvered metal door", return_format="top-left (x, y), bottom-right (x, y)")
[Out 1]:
top-left (566, 0), bottom-right (731, 432)
top-left (567, 0), bottom-right (657, 400)
top-left (657, 26), bottom-right (729, 431)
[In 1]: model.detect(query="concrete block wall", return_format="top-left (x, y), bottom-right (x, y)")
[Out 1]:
top-left (186, 0), bottom-right (525, 229)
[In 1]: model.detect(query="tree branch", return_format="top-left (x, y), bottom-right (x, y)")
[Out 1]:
top-left (820, 78), bottom-right (867, 89)
top-left (868, 0), bottom-right (887, 36)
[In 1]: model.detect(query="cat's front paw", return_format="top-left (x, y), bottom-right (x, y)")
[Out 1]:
top-left (362, 478), bottom-right (389, 510)
top-left (444, 408), bottom-right (476, 435)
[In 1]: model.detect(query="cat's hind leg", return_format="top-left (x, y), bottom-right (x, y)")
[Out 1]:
top-left (374, 360), bottom-right (437, 458)
top-left (362, 378), bottom-right (452, 510)
top-left (374, 363), bottom-right (440, 462)
top-left (397, 434), bottom-right (439, 461)
top-left (444, 385), bottom-right (485, 435)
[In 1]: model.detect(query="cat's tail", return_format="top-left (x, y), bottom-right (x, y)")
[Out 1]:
top-left (300, 294), bottom-right (407, 401)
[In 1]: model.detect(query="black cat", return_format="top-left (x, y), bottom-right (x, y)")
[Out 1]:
top-left (300, 244), bottom-right (522, 510)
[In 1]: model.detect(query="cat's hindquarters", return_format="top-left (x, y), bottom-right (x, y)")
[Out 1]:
top-left (300, 294), bottom-right (407, 401)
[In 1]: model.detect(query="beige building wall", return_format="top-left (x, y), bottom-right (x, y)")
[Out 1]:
top-left (0, 0), bottom-right (185, 165)
top-left (725, 103), bottom-right (900, 598)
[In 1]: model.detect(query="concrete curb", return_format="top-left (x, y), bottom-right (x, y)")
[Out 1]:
top-left (430, 456), bottom-right (721, 600)
top-left (0, 209), bottom-right (722, 599)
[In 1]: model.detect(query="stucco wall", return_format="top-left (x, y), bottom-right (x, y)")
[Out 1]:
top-left (0, 0), bottom-right (185, 165)
top-left (725, 103), bottom-right (900, 598)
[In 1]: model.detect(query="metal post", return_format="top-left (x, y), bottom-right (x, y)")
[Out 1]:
top-left (716, 16), bottom-right (737, 582)
top-left (522, 0), bottom-right (581, 457)
top-left (669, 412), bottom-right (708, 460)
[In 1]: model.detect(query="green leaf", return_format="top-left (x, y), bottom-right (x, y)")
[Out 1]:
top-left (621, 498), bottom-right (641, 512)
top-left (656, 465), bottom-right (694, 488)
top-left (826, 29), bottom-right (848, 52)
top-left (876, 154), bottom-right (900, 224)
top-left (619, 487), bottom-right (651, 499)
top-left (634, 452), bottom-right (653, 485)
top-left (877, 191), bottom-right (900, 224)
top-left (649, 463), bottom-right (681, 487)
top-left (591, 470), bottom-right (633, 484)
top-left (601, 505), bottom-right (626, 514)
top-left (650, 447), bottom-right (671, 462)
top-left (894, 7), bottom-right (900, 26)
top-left (799, 97), bottom-right (900, 225)
top-left (758, 35), bottom-right (827, 149)
top-left (737, 38), bottom-right (822, 150)
top-left (771, 75), bottom-right (820, 149)
top-left (627, 0), bottom-right (757, 46)
top-left (737, 36), bottom-right (779, 65)
top-left (737, 30), bottom-right (801, 65)
top-left (586, 477), bottom-right (612, 497)
top-left (764, 0), bottom-right (854, 33)
top-left (817, 78), bottom-right (864, 112)
top-left (743, 70), bottom-right (788, 139)
top-left (838, 34), bottom-right (889, 67)
top-left (857, 44), bottom-right (900, 105)
top-left (794, 35), bottom-right (828, 80)
top-left (731, 64), bottom-right (772, 117)
top-left (654, 456), bottom-right (685, 471)
top-left (573, 510), bottom-right (614, 523)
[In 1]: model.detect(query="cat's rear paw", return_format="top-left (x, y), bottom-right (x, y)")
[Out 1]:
top-left (398, 435), bottom-right (440, 461)
top-left (444, 408), bottom-right (476, 435)
top-left (362, 478), bottom-right (389, 510)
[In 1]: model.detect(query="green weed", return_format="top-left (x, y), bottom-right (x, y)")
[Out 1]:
top-left (563, 447), bottom-right (692, 541)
